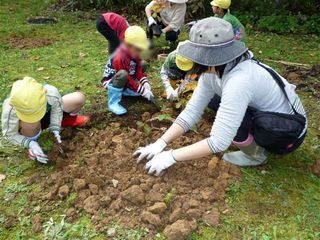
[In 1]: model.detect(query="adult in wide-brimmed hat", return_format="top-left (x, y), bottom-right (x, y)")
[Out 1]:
top-left (134, 17), bottom-right (307, 176)
top-left (145, 0), bottom-right (188, 47)
top-left (2, 77), bottom-right (89, 164)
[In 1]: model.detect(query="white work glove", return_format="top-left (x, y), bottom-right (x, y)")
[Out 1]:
top-left (133, 138), bottom-right (167, 163)
top-left (52, 130), bottom-right (62, 144)
top-left (28, 141), bottom-right (49, 164)
top-left (148, 16), bottom-right (156, 26)
top-left (161, 29), bottom-right (166, 35)
top-left (142, 88), bottom-right (154, 101)
top-left (185, 21), bottom-right (197, 27)
top-left (145, 150), bottom-right (177, 176)
top-left (143, 82), bottom-right (152, 91)
top-left (166, 86), bottom-right (178, 101)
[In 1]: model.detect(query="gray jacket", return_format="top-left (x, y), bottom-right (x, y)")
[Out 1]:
top-left (1, 84), bottom-right (63, 148)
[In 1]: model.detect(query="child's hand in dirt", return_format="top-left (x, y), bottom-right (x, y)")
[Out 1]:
top-left (142, 89), bottom-right (154, 101)
top-left (28, 141), bottom-right (49, 164)
top-left (145, 150), bottom-right (176, 176)
top-left (133, 138), bottom-right (167, 163)
top-left (166, 86), bottom-right (178, 101)
top-left (52, 130), bottom-right (62, 144)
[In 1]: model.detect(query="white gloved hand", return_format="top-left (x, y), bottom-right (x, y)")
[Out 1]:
top-left (52, 130), bottom-right (62, 144)
top-left (143, 82), bottom-right (152, 91)
top-left (133, 138), bottom-right (167, 163)
top-left (148, 16), bottom-right (156, 26)
top-left (166, 86), bottom-right (178, 101)
top-left (142, 88), bottom-right (154, 101)
top-left (161, 29), bottom-right (166, 35)
top-left (145, 150), bottom-right (176, 176)
top-left (28, 141), bottom-right (48, 164)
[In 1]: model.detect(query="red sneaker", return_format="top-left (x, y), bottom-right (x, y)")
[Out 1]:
top-left (61, 115), bottom-right (90, 128)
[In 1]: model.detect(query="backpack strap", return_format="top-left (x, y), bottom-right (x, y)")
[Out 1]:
top-left (252, 58), bottom-right (299, 115)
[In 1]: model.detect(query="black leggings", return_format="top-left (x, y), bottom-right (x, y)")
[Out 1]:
top-left (146, 16), bottom-right (180, 42)
top-left (208, 94), bottom-right (253, 143)
top-left (96, 15), bottom-right (121, 55)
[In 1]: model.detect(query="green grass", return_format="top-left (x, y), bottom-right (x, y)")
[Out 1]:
top-left (0, 0), bottom-right (320, 239)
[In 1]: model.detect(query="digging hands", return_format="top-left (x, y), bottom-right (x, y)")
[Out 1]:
top-left (145, 150), bottom-right (177, 176)
top-left (28, 141), bottom-right (49, 164)
top-left (166, 86), bottom-right (179, 101)
top-left (133, 138), bottom-right (167, 163)
top-left (148, 16), bottom-right (156, 27)
top-left (142, 88), bottom-right (154, 101)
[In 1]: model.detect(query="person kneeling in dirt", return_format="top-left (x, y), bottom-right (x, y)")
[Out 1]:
top-left (96, 12), bottom-right (130, 55)
top-left (146, 0), bottom-right (187, 47)
top-left (102, 26), bottom-right (155, 115)
top-left (160, 41), bottom-right (200, 101)
top-left (134, 17), bottom-right (307, 176)
top-left (1, 77), bottom-right (89, 164)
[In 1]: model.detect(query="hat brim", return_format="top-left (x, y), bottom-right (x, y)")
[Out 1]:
top-left (169, 0), bottom-right (188, 3)
top-left (176, 59), bottom-right (193, 71)
top-left (178, 40), bottom-right (248, 67)
top-left (15, 104), bottom-right (46, 123)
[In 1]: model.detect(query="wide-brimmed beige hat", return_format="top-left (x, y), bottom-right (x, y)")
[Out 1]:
top-left (177, 17), bottom-right (248, 66)
top-left (169, 0), bottom-right (188, 3)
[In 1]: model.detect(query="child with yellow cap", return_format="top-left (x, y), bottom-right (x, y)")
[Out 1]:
top-left (1, 77), bottom-right (89, 164)
top-left (160, 41), bottom-right (197, 101)
top-left (102, 26), bottom-right (155, 115)
top-left (211, 0), bottom-right (247, 43)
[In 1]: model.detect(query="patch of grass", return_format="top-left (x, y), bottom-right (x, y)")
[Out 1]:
top-left (164, 187), bottom-right (177, 206)
top-left (4, 182), bottom-right (28, 198)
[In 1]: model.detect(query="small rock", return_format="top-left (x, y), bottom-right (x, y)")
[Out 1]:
top-left (58, 185), bottom-right (69, 199)
top-left (141, 211), bottom-right (162, 227)
top-left (203, 208), bottom-right (220, 227)
top-left (73, 178), bottom-right (86, 191)
top-left (83, 195), bottom-right (101, 214)
top-left (147, 202), bottom-right (167, 214)
top-left (121, 185), bottom-right (145, 205)
top-left (164, 220), bottom-right (197, 240)
top-left (111, 179), bottom-right (119, 188)
top-left (188, 199), bottom-right (199, 208)
top-left (107, 227), bottom-right (117, 237)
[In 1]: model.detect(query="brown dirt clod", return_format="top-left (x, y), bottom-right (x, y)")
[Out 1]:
top-left (147, 202), bottom-right (167, 214)
top-left (58, 185), bottom-right (69, 199)
top-left (164, 219), bottom-right (197, 240)
top-left (141, 211), bottom-right (162, 227)
top-left (202, 208), bottom-right (220, 227)
top-left (73, 178), bottom-right (86, 191)
top-left (83, 195), bottom-right (101, 214)
top-left (121, 185), bottom-right (145, 205)
top-left (32, 214), bottom-right (43, 233)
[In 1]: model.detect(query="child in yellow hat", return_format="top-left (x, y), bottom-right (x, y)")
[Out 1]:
top-left (102, 26), bottom-right (155, 115)
top-left (1, 77), bottom-right (89, 164)
top-left (211, 0), bottom-right (247, 43)
top-left (160, 41), bottom-right (198, 101)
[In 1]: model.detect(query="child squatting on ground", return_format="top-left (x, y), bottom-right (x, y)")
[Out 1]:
top-left (102, 26), bottom-right (155, 115)
top-left (1, 77), bottom-right (89, 164)
top-left (160, 41), bottom-right (196, 101)
top-left (211, 0), bottom-right (247, 43)
top-left (96, 12), bottom-right (129, 55)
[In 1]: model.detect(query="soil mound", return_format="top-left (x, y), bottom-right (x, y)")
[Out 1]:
top-left (29, 111), bottom-right (241, 238)
top-left (8, 36), bottom-right (54, 49)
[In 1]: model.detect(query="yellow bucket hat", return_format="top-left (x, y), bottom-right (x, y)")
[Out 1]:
top-left (210, 0), bottom-right (231, 9)
top-left (175, 41), bottom-right (194, 71)
top-left (124, 26), bottom-right (148, 50)
top-left (10, 77), bottom-right (47, 123)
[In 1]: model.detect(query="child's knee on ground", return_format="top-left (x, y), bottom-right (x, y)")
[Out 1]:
top-left (111, 70), bottom-right (129, 88)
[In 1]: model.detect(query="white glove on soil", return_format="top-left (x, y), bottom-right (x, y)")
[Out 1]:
top-left (166, 86), bottom-right (178, 101)
top-left (142, 88), bottom-right (154, 101)
top-left (148, 16), bottom-right (156, 26)
top-left (144, 82), bottom-right (152, 91)
top-left (28, 141), bottom-right (49, 164)
top-left (133, 138), bottom-right (167, 163)
top-left (145, 150), bottom-right (177, 176)
top-left (52, 130), bottom-right (62, 144)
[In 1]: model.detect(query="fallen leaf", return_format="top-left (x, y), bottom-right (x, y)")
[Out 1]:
top-left (37, 67), bottom-right (44, 71)
top-left (0, 174), bottom-right (6, 182)
top-left (43, 76), bottom-right (51, 80)
top-left (79, 52), bottom-right (87, 59)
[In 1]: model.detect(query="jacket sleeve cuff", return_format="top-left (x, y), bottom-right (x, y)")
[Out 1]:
top-left (139, 77), bottom-right (148, 86)
top-left (48, 125), bottom-right (61, 132)
top-left (174, 117), bottom-right (191, 132)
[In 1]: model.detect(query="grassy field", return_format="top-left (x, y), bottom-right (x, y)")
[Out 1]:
top-left (0, 0), bottom-right (320, 239)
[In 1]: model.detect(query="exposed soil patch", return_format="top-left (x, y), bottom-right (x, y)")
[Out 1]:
top-left (8, 36), bottom-right (54, 49)
top-left (311, 159), bottom-right (320, 177)
top-left (28, 107), bottom-right (241, 238)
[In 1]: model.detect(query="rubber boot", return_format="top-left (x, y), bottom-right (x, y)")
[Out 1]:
top-left (107, 85), bottom-right (127, 115)
top-left (223, 140), bottom-right (267, 167)
top-left (61, 115), bottom-right (90, 128)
